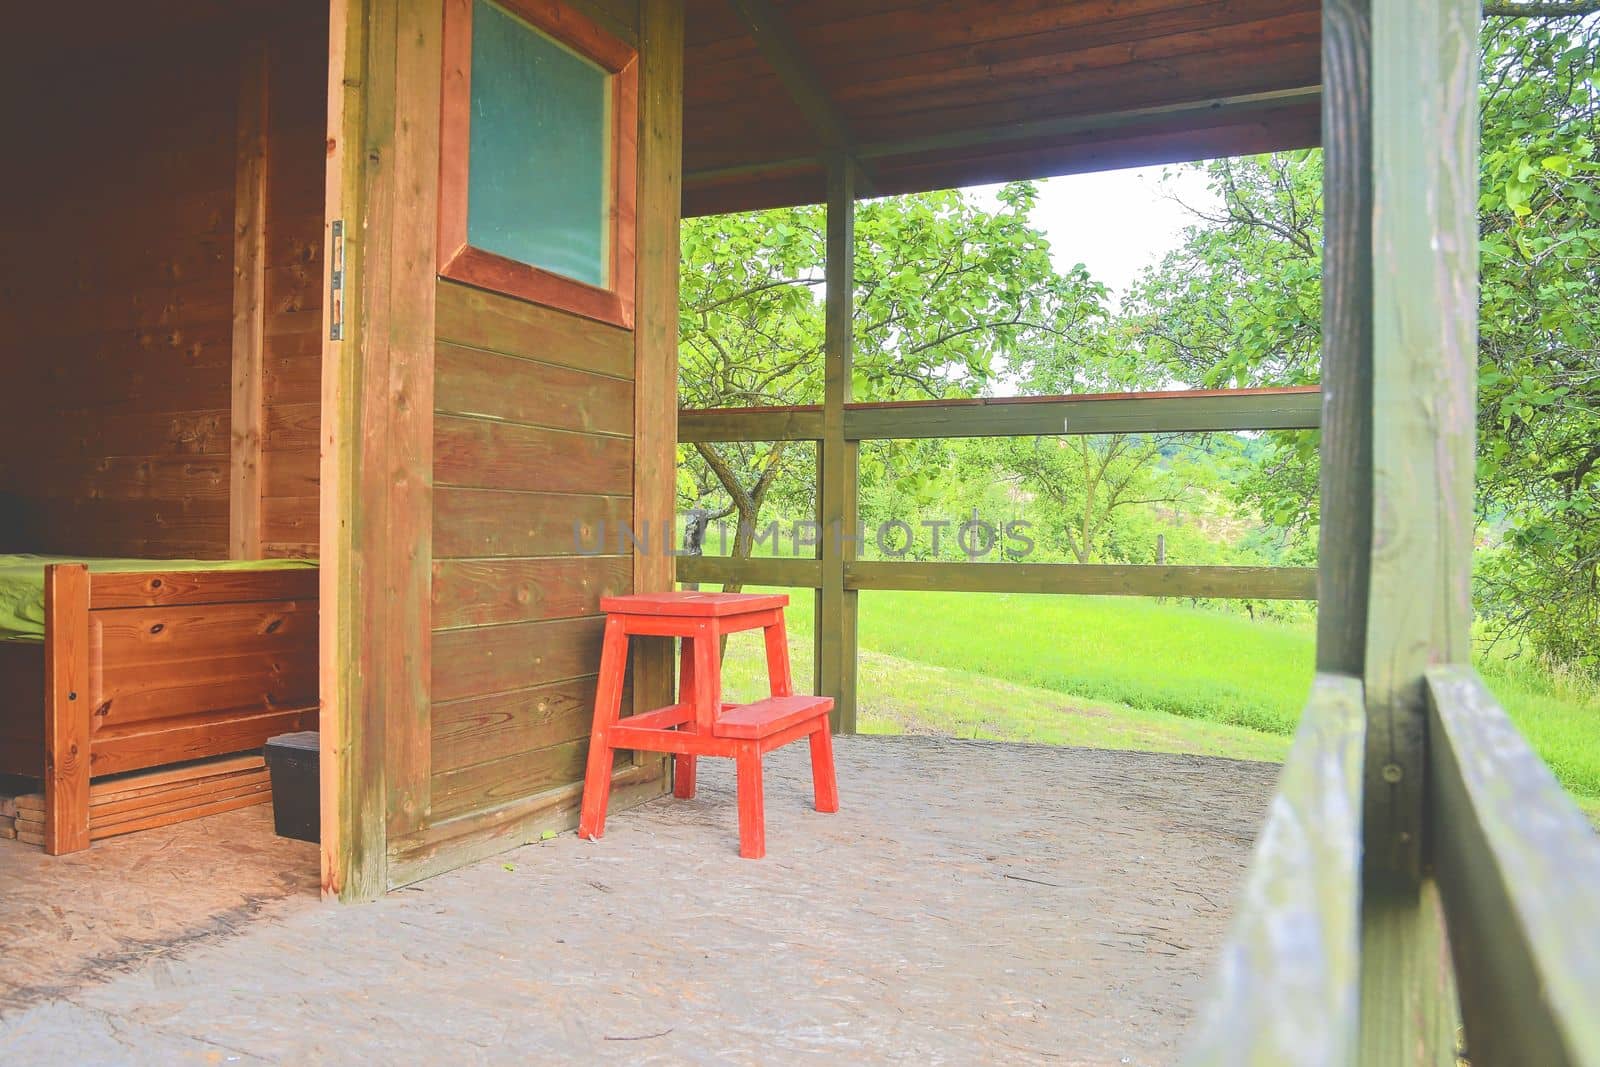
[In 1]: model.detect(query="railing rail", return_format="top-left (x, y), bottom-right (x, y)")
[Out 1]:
top-left (1187, 665), bottom-right (1600, 1067)
top-left (1424, 666), bottom-right (1600, 1067)
top-left (679, 556), bottom-right (1317, 601)
top-left (680, 385), bottom-right (1322, 443)
top-left (679, 385), bottom-right (1324, 731)
top-left (1185, 673), bottom-right (1365, 1066)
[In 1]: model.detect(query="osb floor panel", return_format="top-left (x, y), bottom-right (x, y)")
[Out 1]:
top-left (0, 737), bottom-right (1277, 1065)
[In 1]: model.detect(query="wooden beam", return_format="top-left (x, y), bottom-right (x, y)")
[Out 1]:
top-left (1425, 666), bottom-right (1600, 1067)
top-left (631, 0), bottom-right (685, 754)
top-left (844, 387), bottom-right (1322, 440)
top-left (230, 39), bottom-right (269, 561)
top-left (1362, 0), bottom-right (1480, 887)
top-left (677, 387), bottom-right (1321, 444)
top-left (1187, 674), bottom-right (1365, 1066)
top-left (816, 159), bottom-right (857, 733)
top-left (1316, 0), bottom-right (1373, 678)
top-left (320, 0), bottom-right (390, 903)
top-left (683, 86), bottom-right (1322, 186)
top-left (723, 0), bottom-right (867, 184)
top-left (677, 557), bottom-right (1316, 602)
top-left (679, 405), bottom-right (824, 443)
top-left (845, 562), bottom-right (1317, 601)
top-left (43, 564), bottom-right (91, 856)
top-left (677, 555), bottom-right (822, 589)
top-left (379, 0), bottom-right (443, 855)
top-left (1354, 0), bottom-right (1480, 1058)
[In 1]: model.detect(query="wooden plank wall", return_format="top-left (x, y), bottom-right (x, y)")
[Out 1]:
top-left (428, 281), bottom-right (638, 824)
top-left (261, 14), bottom-right (331, 558)
top-left (367, 0), bottom-right (677, 888)
top-left (0, 6), bottom-right (324, 560)
top-left (0, 38), bottom-right (237, 556)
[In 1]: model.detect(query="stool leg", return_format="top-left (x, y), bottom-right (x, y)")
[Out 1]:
top-left (762, 612), bottom-right (793, 698)
top-left (809, 718), bottom-right (839, 813)
top-left (735, 741), bottom-right (765, 859)
top-left (578, 616), bottom-right (629, 840)
top-left (674, 637), bottom-right (697, 799)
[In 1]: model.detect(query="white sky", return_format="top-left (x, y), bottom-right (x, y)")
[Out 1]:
top-left (970, 163), bottom-right (1223, 308)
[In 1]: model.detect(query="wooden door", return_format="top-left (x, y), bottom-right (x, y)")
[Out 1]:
top-left (319, 0), bottom-right (681, 901)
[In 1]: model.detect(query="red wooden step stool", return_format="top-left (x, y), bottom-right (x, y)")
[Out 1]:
top-left (577, 591), bottom-right (839, 859)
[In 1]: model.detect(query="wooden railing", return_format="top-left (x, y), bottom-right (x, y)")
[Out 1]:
top-left (679, 385), bottom-right (1323, 730)
top-left (1187, 667), bottom-right (1600, 1067)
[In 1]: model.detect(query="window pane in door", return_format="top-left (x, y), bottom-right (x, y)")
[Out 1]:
top-left (467, 0), bottom-right (612, 289)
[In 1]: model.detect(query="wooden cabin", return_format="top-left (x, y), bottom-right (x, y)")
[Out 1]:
top-left (2, 1), bottom-right (1597, 1062)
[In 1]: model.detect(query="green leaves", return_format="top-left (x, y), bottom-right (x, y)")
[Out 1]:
top-left (1115, 16), bottom-right (1600, 672)
top-left (677, 182), bottom-right (1108, 533)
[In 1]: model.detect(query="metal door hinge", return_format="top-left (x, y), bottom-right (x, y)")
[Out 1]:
top-left (329, 219), bottom-right (345, 340)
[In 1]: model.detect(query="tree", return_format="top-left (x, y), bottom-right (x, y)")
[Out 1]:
top-left (678, 183), bottom-right (1105, 577)
top-left (1122, 14), bottom-right (1600, 670)
top-left (994, 333), bottom-right (1199, 564)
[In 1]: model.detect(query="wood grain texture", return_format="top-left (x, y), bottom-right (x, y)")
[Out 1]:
top-left (629, 0), bottom-right (683, 743)
top-left (679, 405), bottom-right (826, 442)
top-left (432, 555), bottom-right (631, 629)
top-left (86, 568), bottom-right (318, 609)
top-left (432, 675), bottom-right (607, 774)
top-left (845, 562), bottom-right (1317, 600)
top-left (844, 387), bottom-right (1322, 440)
top-left (434, 415), bottom-right (633, 494)
top-left (260, 14), bottom-right (330, 558)
top-left (430, 737), bottom-right (592, 821)
top-left (1185, 673), bottom-right (1364, 1067)
top-left (1315, 0), bottom-right (1372, 678)
top-left (435, 342), bottom-right (634, 436)
top-left (92, 600), bottom-right (318, 728)
top-left (433, 487), bottom-right (633, 558)
top-left (319, 0), bottom-right (391, 901)
top-left (677, 555), bottom-right (823, 589)
top-left (816, 160), bottom-right (858, 733)
top-left (384, 761), bottom-right (662, 888)
top-left (0, 35), bottom-right (237, 558)
top-left (434, 280), bottom-right (635, 378)
top-left (680, 0), bottom-right (1321, 212)
top-left (1362, 0), bottom-right (1479, 888)
top-left (379, 0), bottom-right (444, 853)
top-left (231, 39), bottom-right (270, 560)
top-left (420, 0), bottom-right (678, 859)
top-left (88, 707), bottom-right (315, 778)
top-left (43, 564), bottom-right (92, 855)
top-left (432, 617), bottom-right (609, 704)
top-left (1426, 666), bottom-right (1600, 1067)
top-left (678, 387), bottom-right (1321, 443)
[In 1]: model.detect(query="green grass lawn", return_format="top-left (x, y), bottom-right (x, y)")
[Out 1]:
top-left (714, 586), bottom-right (1600, 818)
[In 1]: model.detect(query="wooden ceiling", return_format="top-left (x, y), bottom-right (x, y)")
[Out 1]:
top-left (683, 0), bottom-right (1323, 216)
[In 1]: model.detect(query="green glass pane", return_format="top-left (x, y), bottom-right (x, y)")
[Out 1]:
top-left (468, 0), bottom-right (611, 288)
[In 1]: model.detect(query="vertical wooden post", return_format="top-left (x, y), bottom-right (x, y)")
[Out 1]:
top-left (1364, 0), bottom-right (1479, 886)
top-left (816, 158), bottom-right (857, 733)
top-left (633, 0), bottom-right (686, 745)
top-left (230, 39), bottom-right (269, 561)
top-left (43, 564), bottom-right (91, 856)
top-left (379, 0), bottom-right (442, 841)
top-left (1317, 0), bottom-right (1373, 679)
top-left (320, 0), bottom-right (392, 903)
top-left (1321, 0), bottom-right (1480, 1055)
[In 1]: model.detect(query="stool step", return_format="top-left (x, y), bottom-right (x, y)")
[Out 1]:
top-left (712, 695), bottom-right (834, 739)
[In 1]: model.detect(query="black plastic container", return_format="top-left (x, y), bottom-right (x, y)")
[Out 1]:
top-left (264, 731), bottom-right (320, 843)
